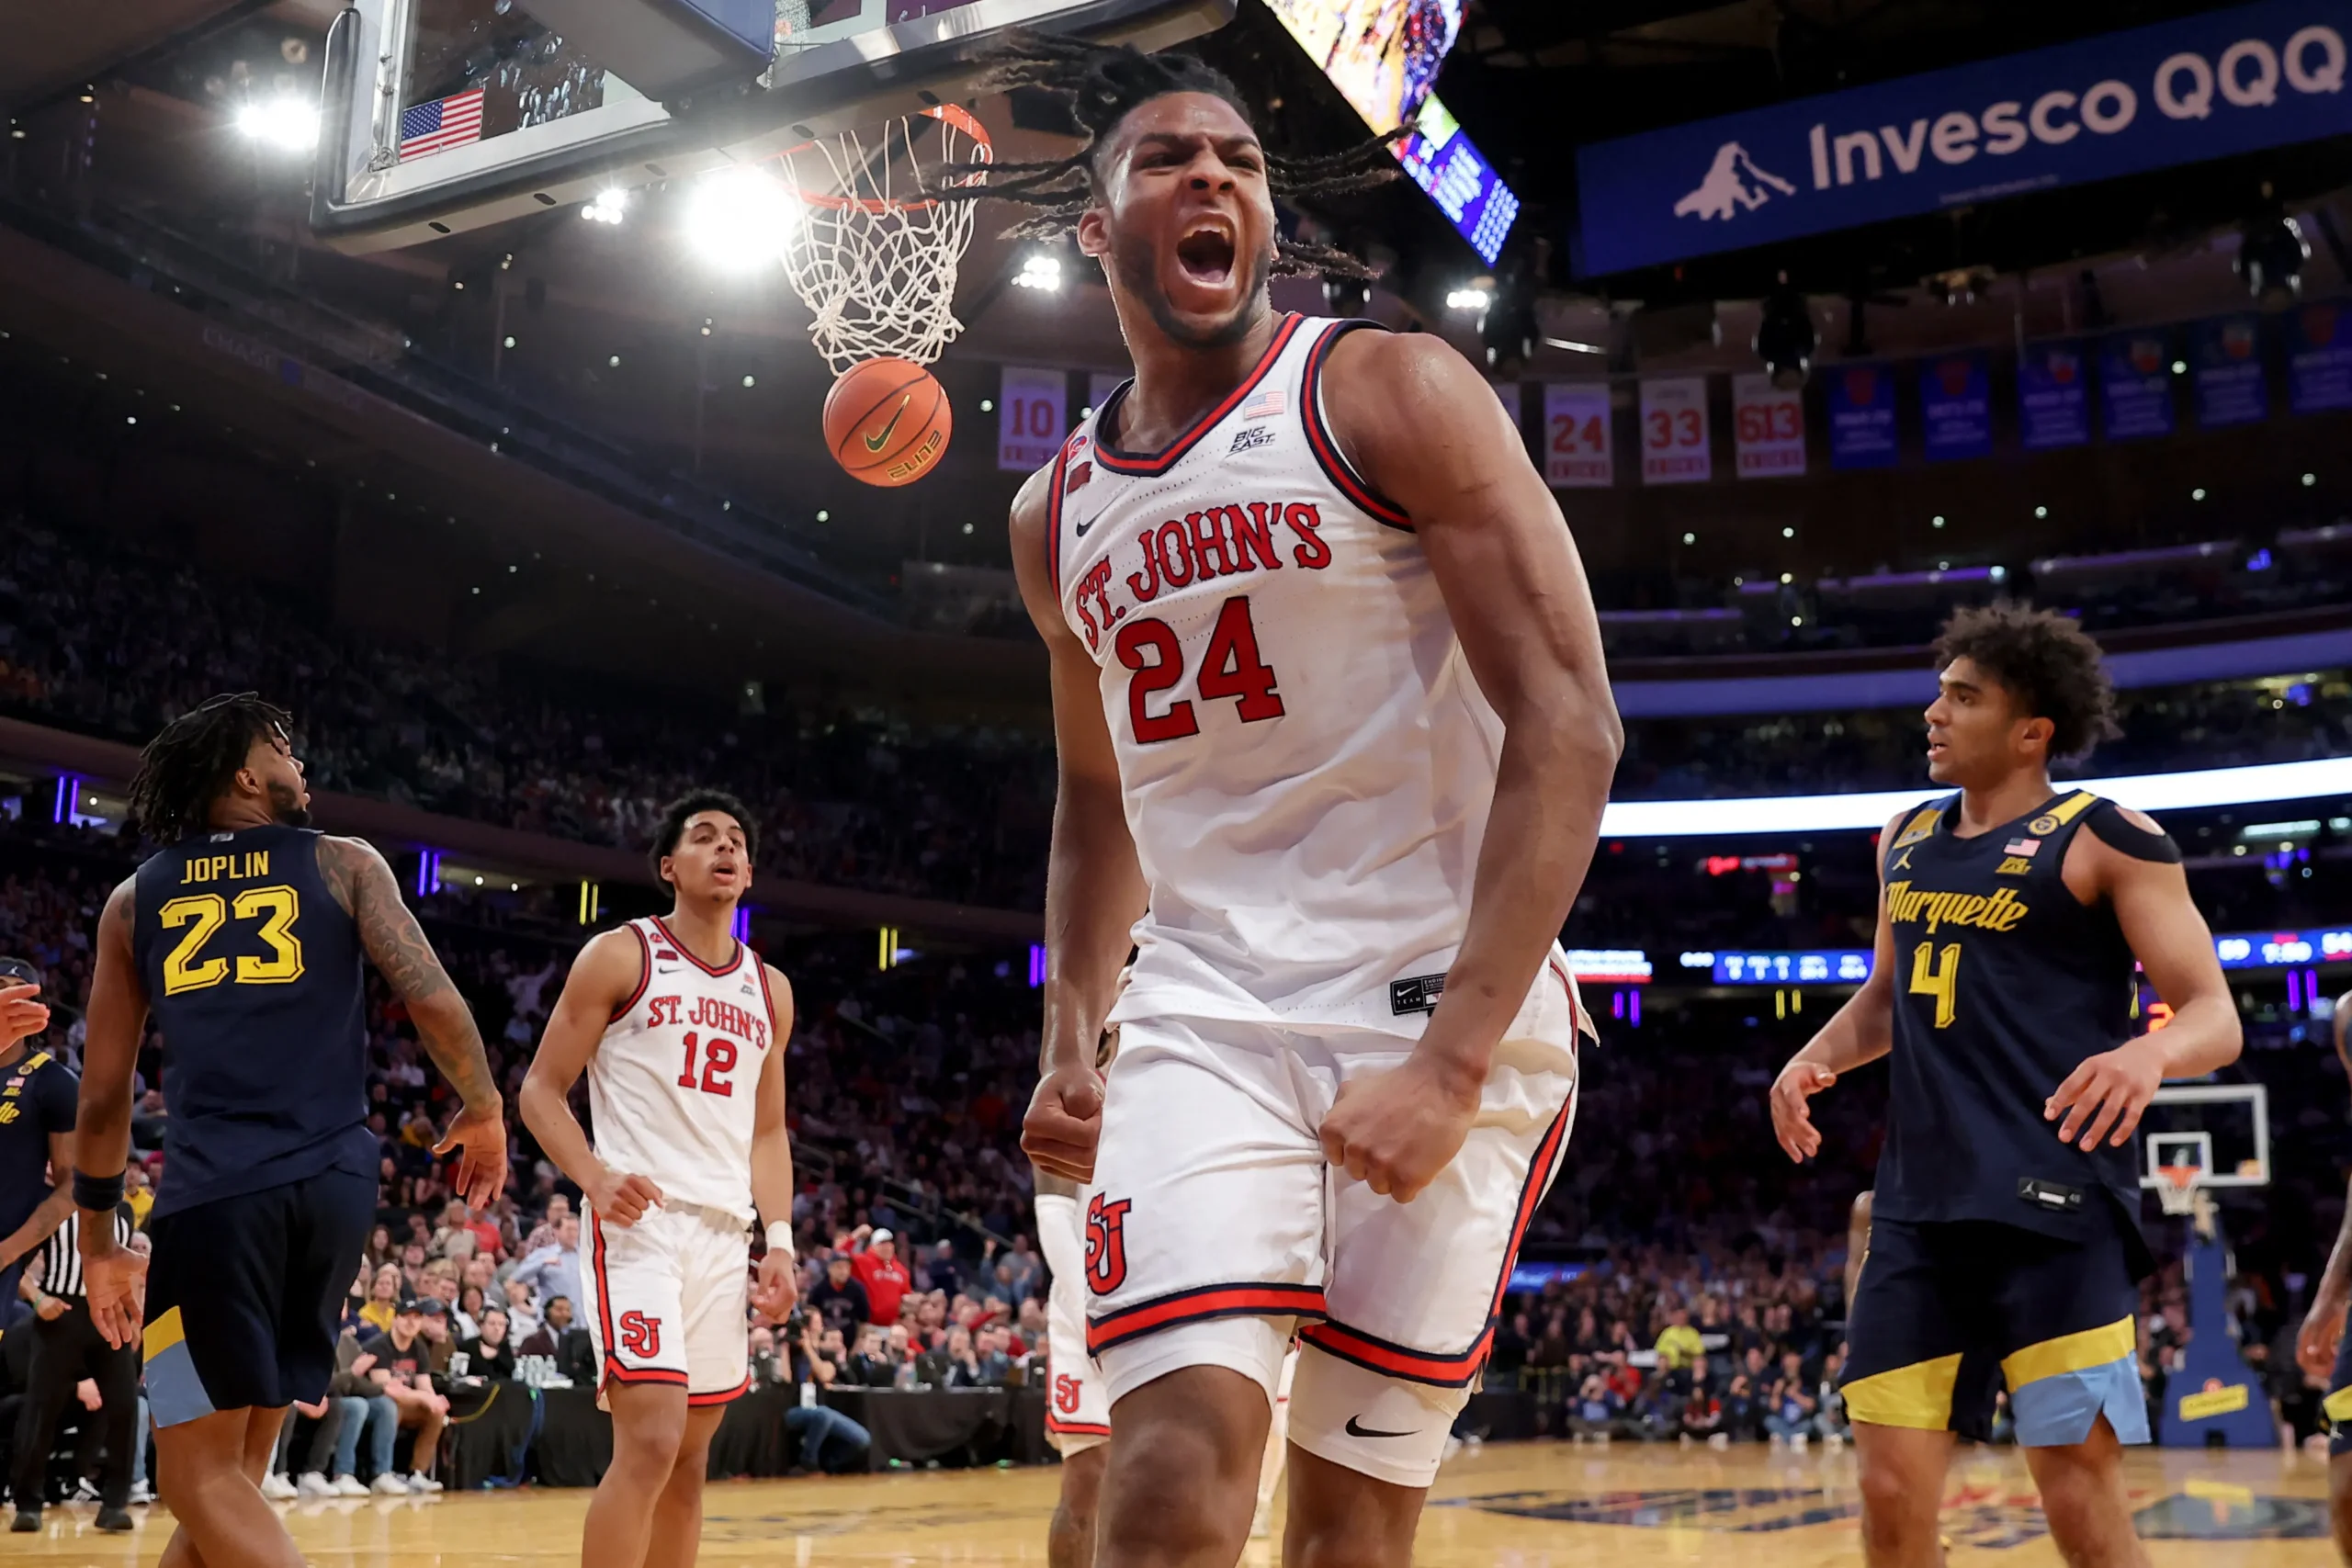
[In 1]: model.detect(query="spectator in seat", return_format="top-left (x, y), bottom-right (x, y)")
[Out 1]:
top-left (1764, 1350), bottom-right (1817, 1446)
top-left (1568, 1372), bottom-right (1623, 1441)
top-left (1654, 1304), bottom-right (1704, 1372)
top-left (1815, 1348), bottom-right (1849, 1443)
top-left (460, 1306), bottom-right (516, 1382)
top-left (517, 1295), bottom-right (595, 1384)
top-left (358, 1265), bottom-right (402, 1336)
top-left (922, 1239), bottom-right (964, 1298)
top-left (937, 1328), bottom-right (986, 1389)
top-left (972, 1325), bottom-right (1015, 1388)
top-left (1678, 1376), bottom-right (1724, 1447)
top-left (1722, 1369), bottom-right (1760, 1443)
top-left (809, 1255), bottom-right (870, 1338)
top-left (356, 1299), bottom-right (448, 1495)
top-left (308, 1329), bottom-right (390, 1497)
top-left (850, 1228), bottom-right (910, 1327)
top-left (846, 1326), bottom-right (897, 1388)
top-left (511, 1214), bottom-right (582, 1324)
top-left (501, 1278), bottom-right (542, 1344)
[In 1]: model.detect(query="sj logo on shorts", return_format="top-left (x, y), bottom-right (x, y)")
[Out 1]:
top-left (618, 1310), bottom-right (662, 1359)
top-left (1053, 1372), bottom-right (1084, 1415)
top-left (1084, 1194), bottom-right (1131, 1295)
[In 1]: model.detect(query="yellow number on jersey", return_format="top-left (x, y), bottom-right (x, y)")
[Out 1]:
top-left (158, 895), bottom-right (229, 996)
top-left (158, 886), bottom-right (304, 995)
top-left (1907, 942), bottom-right (1962, 1028)
top-left (232, 886), bottom-right (304, 984)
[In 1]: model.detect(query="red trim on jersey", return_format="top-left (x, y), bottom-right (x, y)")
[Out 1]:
top-left (1093, 314), bottom-right (1305, 477)
top-left (1084, 1281), bottom-right (1328, 1356)
top-left (687, 1376), bottom-right (752, 1407)
top-left (604, 1359), bottom-right (690, 1388)
top-left (610, 922), bottom-right (653, 1023)
top-left (650, 915), bottom-right (743, 977)
top-left (1046, 437), bottom-right (1073, 599)
top-left (1044, 1414), bottom-right (1113, 1437)
top-left (1300, 321), bottom-right (1413, 530)
top-left (1547, 957), bottom-right (1586, 1049)
top-left (752, 961), bottom-right (783, 1050)
top-left (1297, 1088), bottom-right (1577, 1388)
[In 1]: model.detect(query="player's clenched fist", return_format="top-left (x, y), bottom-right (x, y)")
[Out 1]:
top-left (1769, 1060), bottom-right (1837, 1163)
top-left (1022, 1066), bottom-right (1104, 1182)
top-left (751, 1249), bottom-right (799, 1319)
top-left (1319, 1058), bottom-right (1480, 1203)
top-left (589, 1171), bottom-right (665, 1226)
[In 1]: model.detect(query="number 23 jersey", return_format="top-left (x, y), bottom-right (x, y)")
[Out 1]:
top-left (1051, 314), bottom-right (1568, 1041)
top-left (592, 917), bottom-right (779, 1222)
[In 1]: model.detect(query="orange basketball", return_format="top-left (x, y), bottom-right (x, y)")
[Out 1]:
top-left (824, 357), bottom-right (951, 488)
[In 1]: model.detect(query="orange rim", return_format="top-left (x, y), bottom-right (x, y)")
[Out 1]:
top-left (775, 103), bottom-right (993, 213)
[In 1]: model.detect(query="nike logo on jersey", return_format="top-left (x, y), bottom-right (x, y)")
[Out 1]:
top-left (863, 396), bottom-right (911, 453)
top-left (1073, 516), bottom-right (1096, 537)
top-left (1344, 1416), bottom-right (1416, 1439)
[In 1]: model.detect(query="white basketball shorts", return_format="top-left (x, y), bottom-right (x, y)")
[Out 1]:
top-left (582, 1203), bottom-right (752, 1407)
top-left (1083, 966), bottom-right (1580, 1488)
top-left (1036, 1191), bottom-right (1113, 1456)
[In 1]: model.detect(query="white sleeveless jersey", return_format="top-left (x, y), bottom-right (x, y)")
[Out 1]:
top-left (588, 916), bottom-right (779, 1221)
top-left (1050, 313), bottom-right (1583, 1041)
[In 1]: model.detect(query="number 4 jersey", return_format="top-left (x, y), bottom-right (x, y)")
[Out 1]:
top-left (132, 824), bottom-right (377, 1219)
top-left (1051, 313), bottom-right (1580, 1039)
top-left (590, 917), bottom-right (778, 1224)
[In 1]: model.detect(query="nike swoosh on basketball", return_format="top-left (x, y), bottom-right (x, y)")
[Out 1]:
top-left (1344, 1416), bottom-right (1416, 1438)
top-left (863, 396), bottom-right (911, 453)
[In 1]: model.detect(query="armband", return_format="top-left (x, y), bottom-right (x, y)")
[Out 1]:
top-left (2085, 801), bottom-right (2183, 863)
top-left (765, 1223), bottom-right (794, 1258)
top-left (72, 1168), bottom-right (126, 1213)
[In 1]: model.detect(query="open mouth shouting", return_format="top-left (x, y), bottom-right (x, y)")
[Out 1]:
top-left (1174, 218), bottom-right (1238, 289)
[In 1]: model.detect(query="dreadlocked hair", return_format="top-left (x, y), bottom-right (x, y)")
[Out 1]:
top-left (943, 30), bottom-right (1400, 280)
top-left (129, 692), bottom-right (294, 843)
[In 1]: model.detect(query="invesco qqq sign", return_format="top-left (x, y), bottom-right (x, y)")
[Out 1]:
top-left (1575, 0), bottom-right (2352, 276)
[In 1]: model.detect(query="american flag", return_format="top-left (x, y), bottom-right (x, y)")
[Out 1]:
top-left (400, 88), bottom-right (485, 162)
top-left (1240, 386), bottom-right (1285, 421)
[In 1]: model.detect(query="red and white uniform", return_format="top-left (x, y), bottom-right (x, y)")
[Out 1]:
top-left (1048, 314), bottom-right (1591, 1487)
top-left (581, 916), bottom-right (779, 1406)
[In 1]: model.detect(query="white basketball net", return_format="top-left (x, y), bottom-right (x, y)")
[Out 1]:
top-left (777, 105), bottom-right (991, 376)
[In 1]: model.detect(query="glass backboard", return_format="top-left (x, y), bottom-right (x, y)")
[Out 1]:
top-left (2140, 1083), bottom-right (2269, 1191)
top-left (312, 0), bottom-right (1233, 251)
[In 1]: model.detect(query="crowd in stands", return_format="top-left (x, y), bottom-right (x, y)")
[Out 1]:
top-left (0, 515), bottom-right (1054, 911)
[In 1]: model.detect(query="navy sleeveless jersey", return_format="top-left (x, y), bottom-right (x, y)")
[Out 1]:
top-left (1872, 790), bottom-right (2142, 1239)
top-left (131, 825), bottom-right (376, 1219)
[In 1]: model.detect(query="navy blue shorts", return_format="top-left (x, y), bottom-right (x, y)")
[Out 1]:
top-left (1841, 1208), bottom-right (2148, 1448)
top-left (2326, 1303), bottom-right (2352, 1455)
top-left (142, 1168), bottom-right (375, 1428)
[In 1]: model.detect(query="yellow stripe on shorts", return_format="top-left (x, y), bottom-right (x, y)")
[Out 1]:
top-left (1842, 1352), bottom-right (1963, 1430)
top-left (2324, 1386), bottom-right (2352, 1426)
top-left (1999, 1316), bottom-right (2135, 1391)
top-left (141, 1305), bottom-right (187, 1362)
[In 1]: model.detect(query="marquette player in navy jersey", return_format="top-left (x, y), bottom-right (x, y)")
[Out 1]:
top-left (2294, 988), bottom-right (2352, 1560)
top-left (1770, 606), bottom-right (2240, 1568)
top-left (70, 694), bottom-right (505, 1568)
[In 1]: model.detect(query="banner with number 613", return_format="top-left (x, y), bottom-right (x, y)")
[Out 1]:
top-left (1732, 373), bottom-right (1807, 479)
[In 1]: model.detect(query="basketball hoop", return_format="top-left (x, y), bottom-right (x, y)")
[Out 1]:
top-left (2154, 1163), bottom-right (2203, 1217)
top-left (774, 103), bottom-right (993, 376)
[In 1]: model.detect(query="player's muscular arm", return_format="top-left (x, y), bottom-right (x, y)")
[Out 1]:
top-left (320, 835), bottom-right (506, 1205)
top-left (1770, 810), bottom-right (1905, 1162)
top-left (518, 930), bottom-right (663, 1224)
top-left (2044, 812), bottom-right (2242, 1149)
top-left (1009, 462), bottom-right (1146, 1182)
top-left (74, 877), bottom-right (149, 1346)
top-left (1312, 332), bottom-right (1621, 1200)
top-left (750, 964), bottom-right (800, 1317)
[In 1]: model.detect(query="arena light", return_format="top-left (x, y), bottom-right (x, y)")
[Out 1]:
top-left (233, 97), bottom-right (317, 152)
top-left (1445, 285), bottom-right (1491, 312)
top-left (1012, 254), bottom-right (1062, 291)
top-left (683, 167), bottom-right (796, 272)
top-left (582, 188), bottom-right (628, 225)
top-left (1598, 756), bottom-right (2352, 839)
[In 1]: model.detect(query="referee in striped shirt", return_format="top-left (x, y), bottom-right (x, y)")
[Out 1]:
top-left (10, 1205), bottom-right (138, 1532)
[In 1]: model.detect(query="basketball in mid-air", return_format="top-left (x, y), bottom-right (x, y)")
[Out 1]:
top-left (824, 357), bottom-right (950, 488)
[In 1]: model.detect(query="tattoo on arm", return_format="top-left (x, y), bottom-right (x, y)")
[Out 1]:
top-left (322, 837), bottom-right (498, 1109)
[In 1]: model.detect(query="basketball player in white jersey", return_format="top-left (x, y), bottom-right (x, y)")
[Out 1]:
top-left (520, 792), bottom-right (797, 1568)
top-left (984, 38), bottom-right (1620, 1568)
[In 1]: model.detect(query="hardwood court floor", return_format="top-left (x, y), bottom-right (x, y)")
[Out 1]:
top-left (10, 1439), bottom-right (2335, 1566)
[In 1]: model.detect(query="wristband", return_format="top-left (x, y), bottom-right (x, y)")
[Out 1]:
top-left (764, 1223), bottom-right (794, 1257)
top-left (72, 1168), bottom-right (125, 1213)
